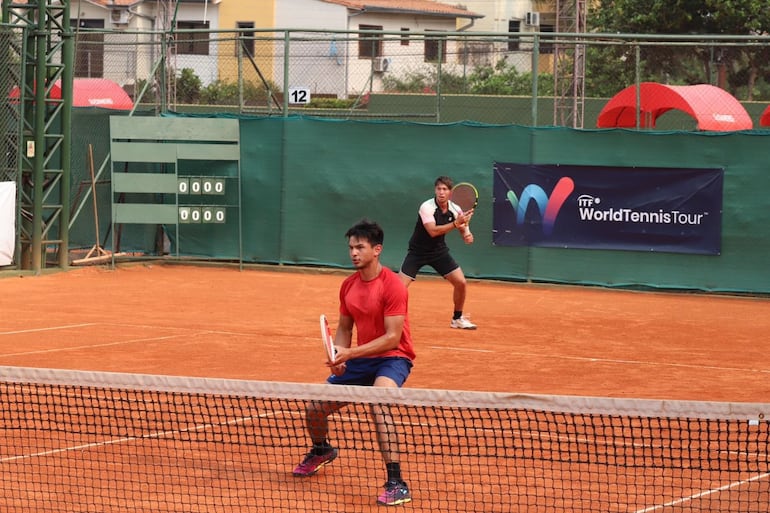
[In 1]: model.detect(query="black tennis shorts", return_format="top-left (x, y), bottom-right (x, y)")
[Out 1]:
top-left (399, 250), bottom-right (460, 280)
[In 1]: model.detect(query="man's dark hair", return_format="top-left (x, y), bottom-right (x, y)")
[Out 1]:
top-left (345, 218), bottom-right (384, 246)
top-left (435, 175), bottom-right (454, 189)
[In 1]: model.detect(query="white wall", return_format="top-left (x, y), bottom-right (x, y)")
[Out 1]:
top-left (72, 2), bottom-right (220, 86)
top-left (461, 0), bottom-right (534, 33)
top-left (173, 3), bottom-right (220, 85)
top-left (273, 0), bottom-right (349, 97)
top-left (270, 1), bottom-right (467, 97)
top-left (275, 0), bottom-right (346, 29)
top-left (0, 182), bottom-right (15, 266)
top-left (343, 13), bottom-right (464, 94)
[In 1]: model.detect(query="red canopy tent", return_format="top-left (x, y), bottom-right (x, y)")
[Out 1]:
top-left (760, 105), bottom-right (770, 127)
top-left (9, 78), bottom-right (134, 110)
top-left (597, 82), bottom-right (752, 131)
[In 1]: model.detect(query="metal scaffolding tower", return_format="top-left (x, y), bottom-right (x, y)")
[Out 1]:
top-left (553, 0), bottom-right (587, 128)
top-left (3, 0), bottom-right (73, 272)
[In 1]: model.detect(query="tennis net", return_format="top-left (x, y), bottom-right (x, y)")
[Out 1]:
top-left (0, 365), bottom-right (768, 512)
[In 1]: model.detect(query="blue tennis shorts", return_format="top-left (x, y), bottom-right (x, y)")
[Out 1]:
top-left (327, 357), bottom-right (413, 387)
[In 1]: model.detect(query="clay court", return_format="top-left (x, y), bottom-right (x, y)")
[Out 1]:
top-left (1, 263), bottom-right (768, 402)
top-left (1, 263), bottom-right (769, 512)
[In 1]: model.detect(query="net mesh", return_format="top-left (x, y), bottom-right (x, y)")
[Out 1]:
top-left (0, 366), bottom-right (768, 512)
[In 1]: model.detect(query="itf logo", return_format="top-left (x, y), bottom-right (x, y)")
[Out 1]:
top-left (505, 177), bottom-right (574, 235)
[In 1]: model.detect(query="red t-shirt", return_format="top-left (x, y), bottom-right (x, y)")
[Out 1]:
top-left (339, 267), bottom-right (415, 361)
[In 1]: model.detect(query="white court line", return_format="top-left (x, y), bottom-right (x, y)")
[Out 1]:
top-left (1, 321), bottom-right (250, 339)
top-left (0, 321), bottom-right (318, 357)
top-left (633, 471), bottom-right (770, 513)
top-left (0, 410), bottom-right (274, 464)
top-left (428, 347), bottom-right (770, 374)
top-left (391, 413), bottom-right (770, 513)
top-left (0, 334), bottom-right (194, 357)
top-left (428, 345), bottom-right (493, 353)
top-left (3, 391), bottom-right (764, 512)
top-left (100, 322), bottom-right (251, 337)
top-left (0, 323), bottom-right (97, 336)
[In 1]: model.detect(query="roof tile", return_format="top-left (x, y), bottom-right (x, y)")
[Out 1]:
top-left (320, 0), bottom-right (482, 18)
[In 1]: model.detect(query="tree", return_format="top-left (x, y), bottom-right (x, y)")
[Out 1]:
top-left (175, 68), bottom-right (202, 104)
top-left (588, 0), bottom-right (770, 99)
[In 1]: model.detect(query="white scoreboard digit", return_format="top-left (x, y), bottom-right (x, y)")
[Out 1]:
top-left (178, 177), bottom-right (228, 224)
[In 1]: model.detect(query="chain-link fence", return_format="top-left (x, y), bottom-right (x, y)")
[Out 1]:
top-left (68, 27), bottom-right (770, 128)
top-left (0, 24), bottom-right (23, 184)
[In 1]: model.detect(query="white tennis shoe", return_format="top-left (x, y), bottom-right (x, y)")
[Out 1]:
top-left (450, 316), bottom-right (477, 330)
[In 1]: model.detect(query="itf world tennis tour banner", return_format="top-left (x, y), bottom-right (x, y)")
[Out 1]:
top-left (0, 181), bottom-right (15, 266)
top-left (492, 163), bottom-right (723, 255)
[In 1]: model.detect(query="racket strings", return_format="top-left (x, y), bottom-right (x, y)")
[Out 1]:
top-left (451, 186), bottom-right (477, 212)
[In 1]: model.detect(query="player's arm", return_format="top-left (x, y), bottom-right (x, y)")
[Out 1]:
top-left (460, 226), bottom-right (474, 244)
top-left (334, 315), bottom-right (404, 363)
top-left (426, 210), bottom-right (474, 241)
top-left (423, 220), bottom-right (458, 237)
top-left (449, 203), bottom-right (474, 243)
top-left (452, 204), bottom-right (474, 229)
top-left (327, 314), bottom-right (354, 374)
top-left (334, 314), bottom-right (354, 349)
top-left (457, 212), bottom-right (474, 244)
top-left (420, 204), bottom-right (470, 238)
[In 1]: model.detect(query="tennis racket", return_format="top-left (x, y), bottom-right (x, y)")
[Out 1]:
top-left (319, 314), bottom-right (336, 363)
top-left (450, 182), bottom-right (479, 213)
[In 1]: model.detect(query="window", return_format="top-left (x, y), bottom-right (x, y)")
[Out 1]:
top-left (424, 32), bottom-right (447, 63)
top-left (401, 28), bottom-right (410, 46)
top-left (177, 20), bottom-right (210, 55)
top-left (508, 20), bottom-right (520, 51)
top-left (237, 22), bottom-right (255, 58)
top-left (71, 19), bottom-right (104, 78)
top-left (358, 24), bottom-right (383, 59)
top-left (540, 24), bottom-right (554, 54)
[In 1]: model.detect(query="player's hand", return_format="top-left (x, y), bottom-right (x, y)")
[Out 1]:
top-left (326, 346), bottom-right (350, 375)
top-left (463, 231), bottom-right (474, 244)
top-left (456, 209), bottom-right (474, 227)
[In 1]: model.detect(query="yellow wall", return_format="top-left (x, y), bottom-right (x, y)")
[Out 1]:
top-left (217, 0), bottom-right (275, 85)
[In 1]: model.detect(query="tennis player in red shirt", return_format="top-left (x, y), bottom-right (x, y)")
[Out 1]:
top-left (293, 219), bottom-right (414, 507)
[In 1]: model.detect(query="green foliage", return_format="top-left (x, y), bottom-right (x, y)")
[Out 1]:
top-left (466, 59), bottom-right (554, 96)
top-left (133, 78), bottom-right (158, 104)
top-left (134, 69), bottom-right (284, 108)
top-left (306, 97), bottom-right (356, 109)
top-left (588, 0), bottom-right (770, 100)
top-left (243, 79), bottom-right (281, 106)
top-left (382, 67), bottom-right (467, 94)
top-left (382, 60), bottom-right (553, 97)
top-left (200, 80), bottom-right (240, 105)
top-left (382, 68), bottom-right (454, 93)
top-left (175, 68), bottom-right (201, 104)
top-left (195, 78), bottom-right (279, 106)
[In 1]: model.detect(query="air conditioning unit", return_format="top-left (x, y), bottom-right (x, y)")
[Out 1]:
top-left (525, 11), bottom-right (540, 26)
top-left (373, 57), bottom-right (391, 73)
top-left (110, 9), bottom-right (130, 25)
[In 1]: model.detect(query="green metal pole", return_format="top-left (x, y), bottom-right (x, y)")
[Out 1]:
top-left (160, 33), bottom-right (167, 113)
top-left (59, 0), bottom-right (73, 268)
top-left (237, 30), bottom-right (243, 113)
top-left (31, 4), bottom-right (47, 272)
top-left (635, 43), bottom-right (641, 128)
top-left (435, 36), bottom-right (442, 123)
top-left (166, 0), bottom-right (182, 112)
top-left (283, 31), bottom-right (290, 117)
top-left (531, 35), bottom-right (540, 126)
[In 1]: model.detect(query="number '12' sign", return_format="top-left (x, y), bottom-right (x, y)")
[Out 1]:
top-left (288, 88), bottom-right (311, 105)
